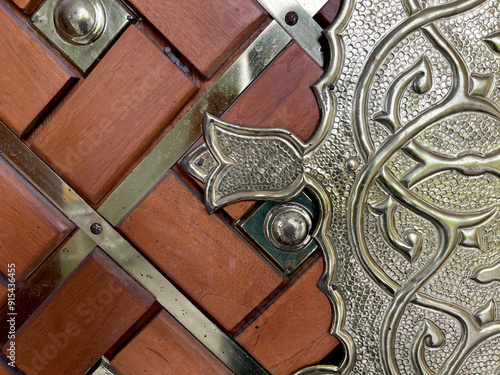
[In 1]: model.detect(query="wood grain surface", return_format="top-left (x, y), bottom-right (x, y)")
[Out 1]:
top-left (112, 310), bottom-right (233, 374)
top-left (0, 3), bottom-right (75, 137)
top-left (8, 0), bottom-right (42, 13)
top-left (0, 286), bottom-right (6, 311)
top-left (126, 0), bottom-right (266, 77)
top-left (0, 159), bottom-right (74, 282)
top-left (31, 26), bottom-right (198, 204)
top-left (237, 258), bottom-right (339, 374)
top-left (317, 0), bottom-right (342, 25)
top-left (118, 171), bottom-right (284, 330)
top-left (7, 249), bottom-right (154, 375)
top-left (223, 42), bottom-right (322, 143)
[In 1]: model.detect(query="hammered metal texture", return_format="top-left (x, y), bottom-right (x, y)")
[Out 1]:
top-left (190, 0), bottom-right (500, 373)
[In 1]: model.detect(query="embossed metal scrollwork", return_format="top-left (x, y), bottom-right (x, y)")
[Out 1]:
top-left (185, 0), bottom-right (500, 373)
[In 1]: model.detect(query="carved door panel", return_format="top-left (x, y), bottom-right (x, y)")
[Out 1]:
top-left (1, 0), bottom-right (500, 374)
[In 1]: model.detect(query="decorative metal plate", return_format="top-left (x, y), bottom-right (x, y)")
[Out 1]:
top-left (236, 192), bottom-right (319, 277)
top-left (185, 0), bottom-right (500, 373)
top-left (29, 0), bottom-right (138, 74)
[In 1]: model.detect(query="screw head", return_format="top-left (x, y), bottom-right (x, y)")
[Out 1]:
top-left (285, 11), bottom-right (299, 26)
top-left (90, 222), bottom-right (102, 235)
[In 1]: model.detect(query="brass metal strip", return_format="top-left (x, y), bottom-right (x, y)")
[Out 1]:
top-left (296, 0), bottom-right (328, 16)
top-left (99, 20), bottom-right (292, 225)
top-left (255, 0), bottom-right (325, 66)
top-left (0, 122), bottom-right (269, 374)
top-left (86, 357), bottom-right (122, 375)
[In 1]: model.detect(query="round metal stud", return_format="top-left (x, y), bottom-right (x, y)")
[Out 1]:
top-left (346, 157), bottom-right (360, 171)
top-left (90, 222), bottom-right (102, 235)
top-left (54, 0), bottom-right (106, 45)
top-left (272, 210), bottom-right (309, 247)
top-left (265, 203), bottom-right (313, 252)
top-left (285, 11), bottom-right (299, 26)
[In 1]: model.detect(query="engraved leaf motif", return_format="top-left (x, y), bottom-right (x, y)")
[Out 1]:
top-left (471, 258), bottom-right (500, 284)
top-left (473, 300), bottom-right (497, 326)
top-left (202, 113), bottom-right (306, 213)
top-left (483, 31), bottom-right (500, 54)
top-left (412, 320), bottom-right (445, 375)
top-left (369, 195), bottom-right (423, 263)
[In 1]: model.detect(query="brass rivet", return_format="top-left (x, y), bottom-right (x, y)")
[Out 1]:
top-left (272, 210), bottom-right (309, 247)
top-left (90, 222), bottom-right (102, 235)
top-left (54, 0), bottom-right (106, 45)
top-left (346, 157), bottom-right (360, 171)
top-left (285, 11), bottom-right (299, 26)
top-left (265, 203), bottom-right (313, 253)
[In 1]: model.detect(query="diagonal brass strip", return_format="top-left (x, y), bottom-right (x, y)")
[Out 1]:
top-left (99, 20), bottom-right (292, 225)
top-left (256, 0), bottom-right (325, 66)
top-left (296, 0), bottom-right (329, 16)
top-left (0, 122), bottom-right (269, 374)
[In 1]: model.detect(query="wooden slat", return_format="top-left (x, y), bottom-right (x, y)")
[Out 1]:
top-left (224, 200), bottom-right (257, 221)
top-left (0, 285), bottom-right (6, 311)
top-left (0, 159), bottom-right (74, 282)
top-left (7, 249), bottom-right (154, 375)
top-left (127, 0), bottom-right (266, 77)
top-left (9, 0), bottom-right (43, 14)
top-left (112, 310), bottom-right (233, 375)
top-left (31, 26), bottom-right (198, 204)
top-left (223, 43), bottom-right (322, 142)
top-left (0, 3), bottom-right (75, 137)
top-left (0, 363), bottom-right (12, 375)
top-left (317, 0), bottom-right (342, 25)
top-left (237, 259), bottom-right (339, 374)
top-left (118, 171), bottom-right (284, 330)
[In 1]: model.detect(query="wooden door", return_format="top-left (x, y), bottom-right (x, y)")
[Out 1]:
top-left (0, 0), bottom-right (342, 374)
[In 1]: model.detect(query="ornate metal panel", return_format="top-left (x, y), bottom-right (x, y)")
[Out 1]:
top-left (185, 0), bottom-right (500, 373)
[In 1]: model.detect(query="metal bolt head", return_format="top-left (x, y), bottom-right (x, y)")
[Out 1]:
top-left (272, 210), bottom-right (309, 247)
top-left (346, 157), bottom-right (360, 171)
top-left (54, 0), bottom-right (106, 45)
top-left (285, 11), bottom-right (299, 26)
top-left (90, 222), bottom-right (102, 235)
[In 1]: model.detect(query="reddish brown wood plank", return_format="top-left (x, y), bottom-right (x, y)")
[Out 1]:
top-left (118, 171), bottom-right (283, 330)
top-left (9, 0), bottom-right (42, 14)
top-left (237, 259), bottom-right (339, 374)
top-left (317, 0), bottom-right (342, 25)
top-left (0, 359), bottom-right (14, 375)
top-left (0, 159), bottom-right (74, 282)
top-left (0, 285), bottom-right (6, 311)
top-left (6, 249), bottom-right (154, 375)
top-left (0, 3), bottom-right (75, 137)
top-left (127, 0), bottom-right (266, 77)
top-left (224, 200), bottom-right (256, 221)
top-left (223, 42), bottom-right (323, 143)
top-left (112, 310), bottom-right (233, 374)
top-left (31, 26), bottom-right (198, 204)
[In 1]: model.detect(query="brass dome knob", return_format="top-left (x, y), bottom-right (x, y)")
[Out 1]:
top-left (271, 210), bottom-right (309, 247)
top-left (265, 203), bottom-right (313, 252)
top-left (54, 0), bottom-right (105, 45)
